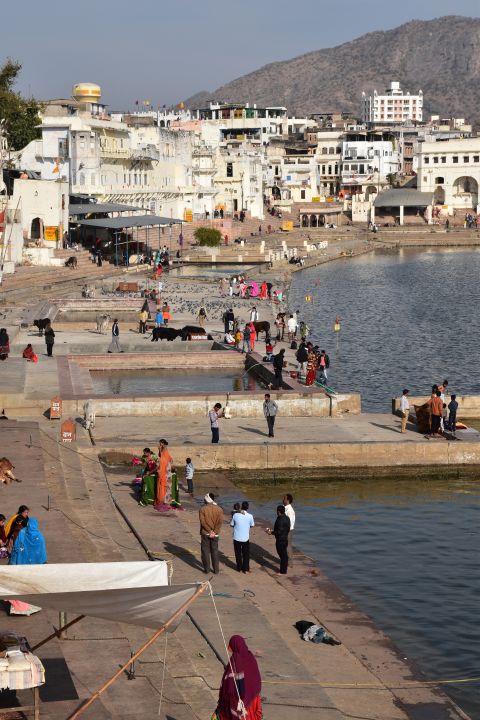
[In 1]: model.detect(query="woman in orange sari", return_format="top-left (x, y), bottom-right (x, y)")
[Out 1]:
top-left (154, 439), bottom-right (175, 511)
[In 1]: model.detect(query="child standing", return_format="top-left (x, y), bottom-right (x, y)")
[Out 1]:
top-left (185, 457), bottom-right (195, 495)
top-left (448, 394), bottom-right (458, 434)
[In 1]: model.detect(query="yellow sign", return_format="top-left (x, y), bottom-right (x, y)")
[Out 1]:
top-left (183, 209), bottom-right (193, 222)
top-left (45, 226), bottom-right (59, 241)
top-left (312, 197), bottom-right (320, 203)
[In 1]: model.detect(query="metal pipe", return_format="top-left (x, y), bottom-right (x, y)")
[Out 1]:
top-left (66, 583), bottom-right (208, 720)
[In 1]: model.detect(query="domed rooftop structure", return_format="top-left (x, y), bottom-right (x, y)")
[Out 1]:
top-left (72, 83), bottom-right (101, 103)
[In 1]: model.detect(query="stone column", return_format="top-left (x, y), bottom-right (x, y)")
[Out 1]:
top-left (399, 205), bottom-right (404, 226)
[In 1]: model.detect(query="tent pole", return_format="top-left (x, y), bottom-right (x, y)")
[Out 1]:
top-left (31, 614), bottom-right (85, 652)
top-left (66, 582), bottom-right (208, 720)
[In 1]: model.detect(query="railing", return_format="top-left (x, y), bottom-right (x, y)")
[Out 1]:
top-left (99, 147), bottom-right (131, 159)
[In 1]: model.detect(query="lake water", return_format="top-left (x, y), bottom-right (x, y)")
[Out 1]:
top-left (229, 472), bottom-right (480, 719)
top-left (91, 368), bottom-right (263, 395)
top-left (289, 248), bottom-right (480, 411)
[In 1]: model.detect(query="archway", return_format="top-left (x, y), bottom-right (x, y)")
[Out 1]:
top-left (365, 185), bottom-right (377, 200)
top-left (310, 214), bottom-right (318, 228)
top-left (272, 185), bottom-right (281, 200)
top-left (31, 217), bottom-right (43, 240)
top-left (301, 214), bottom-right (309, 227)
top-left (319, 214), bottom-right (326, 227)
top-left (453, 176), bottom-right (478, 205)
top-left (434, 186), bottom-right (445, 204)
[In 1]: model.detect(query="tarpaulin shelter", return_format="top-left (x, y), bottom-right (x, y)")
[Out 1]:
top-left (0, 562), bottom-right (208, 719)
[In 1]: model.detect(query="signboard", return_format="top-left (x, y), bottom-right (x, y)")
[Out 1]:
top-left (60, 419), bottom-right (76, 444)
top-left (45, 226), bottom-right (59, 242)
top-left (50, 396), bottom-right (62, 420)
top-left (183, 209), bottom-right (193, 222)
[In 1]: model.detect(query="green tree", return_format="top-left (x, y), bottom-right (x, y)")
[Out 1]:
top-left (0, 59), bottom-right (42, 151)
top-left (194, 227), bottom-right (222, 247)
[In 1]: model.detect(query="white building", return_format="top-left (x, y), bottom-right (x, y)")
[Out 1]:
top-left (417, 137), bottom-right (480, 211)
top-left (362, 82), bottom-right (423, 125)
top-left (314, 130), bottom-right (343, 198)
top-left (341, 131), bottom-right (400, 197)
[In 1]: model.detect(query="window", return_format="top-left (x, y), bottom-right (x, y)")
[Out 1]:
top-left (452, 156), bottom-right (458, 163)
top-left (144, 173), bottom-right (147, 185)
top-left (435, 177), bottom-right (445, 184)
top-left (433, 157), bottom-right (439, 164)
top-left (474, 156), bottom-right (480, 163)
top-left (463, 156), bottom-right (469, 163)
top-left (321, 147), bottom-right (328, 154)
top-left (328, 147), bottom-right (334, 155)
top-left (226, 162), bottom-right (233, 177)
top-left (424, 156), bottom-right (430, 164)
top-left (441, 156), bottom-right (446, 163)
top-left (300, 189), bottom-right (306, 199)
top-left (336, 147), bottom-right (341, 154)
top-left (58, 138), bottom-right (68, 158)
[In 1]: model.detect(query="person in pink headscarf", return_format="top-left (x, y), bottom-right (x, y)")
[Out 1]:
top-left (215, 635), bottom-right (262, 720)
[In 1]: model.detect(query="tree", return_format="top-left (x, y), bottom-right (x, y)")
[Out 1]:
top-left (194, 227), bottom-right (222, 247)
top-left (0, 59), bottom-right (42, 151)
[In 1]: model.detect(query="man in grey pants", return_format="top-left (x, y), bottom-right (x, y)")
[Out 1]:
top-left (199, 493), bottom-right (223, 574)
top-left (263, 393), bottom-right (278, 438)
top-left (108, 318), bottom-right (123, 353)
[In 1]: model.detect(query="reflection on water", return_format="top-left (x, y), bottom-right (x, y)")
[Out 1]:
top-left (231, 471), bottom-right (480, 719)
top-left (91, 368), bottom-right (263, 395)
top-left (290, 249), bottom-right (480, 411)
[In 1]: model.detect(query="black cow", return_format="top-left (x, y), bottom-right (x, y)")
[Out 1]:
top-left (151, 327), bottom-right (181, 342)
top-left (253, 321), bottom-right (270, 339)
top-left (65, 256), bottom-right (77, 268)
top-left (180, 325), bottom-right (208, 341)
top-left (33, 318), bottom-right (50, 336)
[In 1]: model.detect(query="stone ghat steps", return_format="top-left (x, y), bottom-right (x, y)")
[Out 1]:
top-left (0, 264), bottom-right (123, 304)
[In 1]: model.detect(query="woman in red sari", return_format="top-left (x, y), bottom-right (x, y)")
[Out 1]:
top-left (248, 323), bottom-right (257, 352)
top-left (22, 344), bottom-right (38, 363)
top-left (154, 439), bottom-right (175, 511)
top-left (259, 281), bottom-right (267, 300)
top-left (215, 635), bottom-right (262, 720)
top-left (305, 350), bottom-right (317, 386)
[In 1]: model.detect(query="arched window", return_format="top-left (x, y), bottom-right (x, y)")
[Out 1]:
top-left (434, 176), bottom-right (445, 184)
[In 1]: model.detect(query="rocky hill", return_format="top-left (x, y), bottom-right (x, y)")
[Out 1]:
top-left (185, 16), bottom-right (480, 125)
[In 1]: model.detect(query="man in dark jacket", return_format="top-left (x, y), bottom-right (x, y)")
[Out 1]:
top-left (272, 349), bottom-right (285, 390)
top-left (223, 308), bottom-right (235, 333)
top-left (295, 341), bottom-right (308, 377)
top-left (267, 505), bottom-right (290, 574)
top-left (108, 319), bottom-right (122, 353)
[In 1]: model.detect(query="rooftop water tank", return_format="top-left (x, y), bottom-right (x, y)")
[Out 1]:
top-left (72, 83), bottom-right (101, 103)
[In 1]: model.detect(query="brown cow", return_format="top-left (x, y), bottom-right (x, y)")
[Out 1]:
top-left (0, 458), bottom-right (19, 484)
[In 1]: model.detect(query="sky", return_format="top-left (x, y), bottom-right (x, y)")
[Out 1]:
top-left (3, 0), bottom-right (480, 109)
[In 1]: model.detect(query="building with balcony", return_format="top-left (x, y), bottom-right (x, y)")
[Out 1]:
top-left (340, 131), bottom-right (400, 197)
top-left (362, 82), bottom-right (423, 125)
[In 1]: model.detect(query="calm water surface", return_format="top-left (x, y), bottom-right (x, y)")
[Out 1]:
top-left (229, 474), bottom-right (480, 719)
top-left (289, 249), bottom-right (480, 411)
top-left (91, 368), bottom-right (262, 395)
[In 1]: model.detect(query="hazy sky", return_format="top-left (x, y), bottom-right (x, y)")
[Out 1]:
top-left (3, 0), bottom-right (479, 109)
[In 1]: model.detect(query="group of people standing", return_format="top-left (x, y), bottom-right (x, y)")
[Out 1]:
top-left (399, 380), bottom-right (459, 437)
top-left (135, 439), bottom-right (181, 511)
top-left (199, 492), bottom-right (296, 578)
top-left (219, 276), bottom-right (283, 303)
top-left (0, 505), bottom-right (47, 566)
top-left (296, 342), bottom-right (330, 386)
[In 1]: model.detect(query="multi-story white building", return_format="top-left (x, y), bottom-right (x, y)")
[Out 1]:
top-left (314, 130), bottom-right (343, 197)
top-left (362, 82), bottom-right (423, 125)
top-left (15, 84), bottom-right (218, 221)
top-left (341, 131), bottom-right (400, 197)
top-left (417, 137), bottom-right (480, 211)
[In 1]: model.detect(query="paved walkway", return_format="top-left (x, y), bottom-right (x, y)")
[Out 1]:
top-left (92, 412), bottom-right (425, 447)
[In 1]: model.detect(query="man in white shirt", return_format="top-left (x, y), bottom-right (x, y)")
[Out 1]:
top-left (230, 501), bottom-right (255, 573)
top-left (250, 307), bottom-right (258, 323)
top-left (287, 315), bottom-right (297, 342)
top-left (283, 494), bottom-right (295, 565)
top-left (399, 388), bottom-right (410, 434)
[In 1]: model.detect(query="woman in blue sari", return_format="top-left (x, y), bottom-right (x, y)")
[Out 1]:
top-left (9, 518), bottom-right (47, 565)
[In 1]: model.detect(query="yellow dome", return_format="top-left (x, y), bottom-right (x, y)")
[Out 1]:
top-left (72, 83), bottom-right (102, 103)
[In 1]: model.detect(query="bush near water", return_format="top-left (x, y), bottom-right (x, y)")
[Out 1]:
top-left (194, 227), bottom-right (222, 247)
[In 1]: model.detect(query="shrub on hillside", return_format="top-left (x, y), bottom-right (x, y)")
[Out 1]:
top-left (194, 227), bottom-right (222, 247)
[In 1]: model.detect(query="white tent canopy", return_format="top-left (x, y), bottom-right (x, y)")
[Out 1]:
top-left (0, 562), bottom-right (202, 630)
